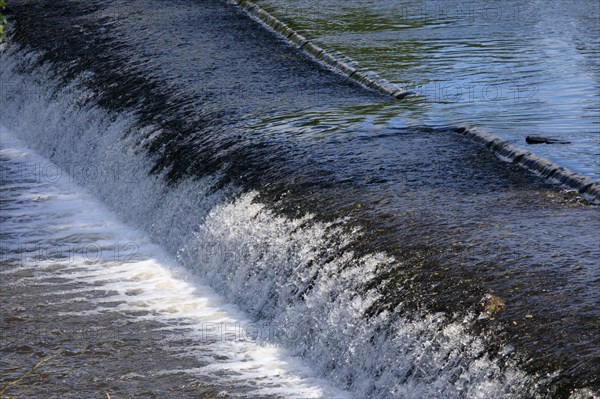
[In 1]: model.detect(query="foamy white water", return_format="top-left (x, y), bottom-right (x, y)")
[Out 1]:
top-left (0, 128), bottom-right (351, 398)
top-left (2, 44), bottom-right (597, 398)
top-left (0, 49), bottom-right (535, 398)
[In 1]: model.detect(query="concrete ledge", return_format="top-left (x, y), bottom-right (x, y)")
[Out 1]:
top-left (454, 126), bottom-right (600, 204)
top-left (232, 0), bottom-right (599, 205)
top-left (232, 0), bottom-right (409, 98)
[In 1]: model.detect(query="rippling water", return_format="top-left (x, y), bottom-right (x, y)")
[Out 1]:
top-left (254, 0), bottom-right (600, 180)
top-left (1, 0), bottom-right (599, 397)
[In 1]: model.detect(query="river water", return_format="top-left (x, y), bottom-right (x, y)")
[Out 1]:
top-left (1, 0), bottom-right (599, 398)
top-left (255, 0), bottom-right (600, 181)
top-left (0, 130), bottom-right (348, 398)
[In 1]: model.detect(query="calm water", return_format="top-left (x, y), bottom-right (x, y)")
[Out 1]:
top-left (255, 0), bottom-right (600, 180)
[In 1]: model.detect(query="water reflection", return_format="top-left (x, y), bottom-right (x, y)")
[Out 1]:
top-left (255, 0), bottom-right (600, 180)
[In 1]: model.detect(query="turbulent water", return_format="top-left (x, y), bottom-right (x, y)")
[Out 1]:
top-left (1, 0), bottom-right (599, 398)
top-left (0, 130), bottom-right (349, 398)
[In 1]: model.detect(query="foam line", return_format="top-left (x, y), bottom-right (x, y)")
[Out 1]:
top-left (0, 127), bottom-right (352, 399)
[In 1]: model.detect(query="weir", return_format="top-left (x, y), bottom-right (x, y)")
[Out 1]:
top-left (1, 0), bottom-right (599, 397)
top-left (233, 0), bottom-right (600, 205)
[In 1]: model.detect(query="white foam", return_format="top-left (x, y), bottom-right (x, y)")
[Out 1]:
top-left (0, 128), bottom-right (350, 399)
top-left (2, 46), bottom-right (593, 398)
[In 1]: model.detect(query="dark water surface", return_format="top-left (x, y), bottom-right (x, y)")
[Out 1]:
top-left (1, 0), bottom-right (599, 397)
top-left (255, 0), bottom-right (600, 181)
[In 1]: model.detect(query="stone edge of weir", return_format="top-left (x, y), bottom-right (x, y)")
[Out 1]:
top-left (230, 0), bottom-right (600, 205)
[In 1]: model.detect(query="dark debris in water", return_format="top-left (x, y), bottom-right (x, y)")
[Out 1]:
top-left (526, 136), bottom-right (572, 145)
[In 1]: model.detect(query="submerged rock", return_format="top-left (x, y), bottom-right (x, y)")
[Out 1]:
top-left (481, 294), bottom-right (506, 315)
